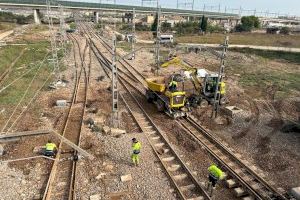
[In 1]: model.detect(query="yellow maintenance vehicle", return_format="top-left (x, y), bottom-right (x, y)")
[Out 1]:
top-left (161, 56), bottom-right (226, 108)
top-left (145, 75), bottom-right (189, 118)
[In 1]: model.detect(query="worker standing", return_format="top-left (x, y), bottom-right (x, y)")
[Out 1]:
top-left (207, 164), bottom-right (224, 196)
top-left (44, 140), bottom-right (57, 157)
top-left (131, 138), bottom-right (141, 167)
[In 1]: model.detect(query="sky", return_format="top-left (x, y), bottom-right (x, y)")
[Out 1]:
top-left (67, 0), bottom-right (300, 16)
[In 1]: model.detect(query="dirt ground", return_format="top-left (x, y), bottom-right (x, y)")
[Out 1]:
top-left (0, 25), bottom-right (73, 200)
top-left (119, 39), bottom-right (300, 193)
top-left (0, 22), bottom-right (299, 200)
top-left (177, 50), bottom-right (300, 191)
top-left (74, 35), bottom-right (178, 200)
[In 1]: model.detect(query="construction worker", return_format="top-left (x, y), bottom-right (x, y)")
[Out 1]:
top-left (44, 140), bottom-right (57, 157)
top-left (207, 164), bottom-right (224, 196)
top-left (168, 80), bottom-right (177, 92)
top-left (131, 138), bottom-right (141, 167)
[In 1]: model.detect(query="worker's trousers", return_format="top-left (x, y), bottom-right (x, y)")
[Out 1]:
top-left (131, 153), bottom-right (139, 165)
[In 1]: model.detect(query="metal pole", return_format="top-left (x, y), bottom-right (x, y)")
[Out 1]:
top-left (212, 36), bottom-right (229, 118)
top-left (192, 0), bottom-right (194, 10)
top-left (131, 8), bottom-right (136, 59)
top-left (111, 35), bottom-right (119, 128)
top-left (155, 5), bottom-right (161, 75)
top-left (46, 0), bottom-right (60, 81)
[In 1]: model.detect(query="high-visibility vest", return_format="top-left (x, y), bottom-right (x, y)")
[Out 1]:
top-left (169, 81), bottom-right (178, 87)
top-left (219, 82), bottom-right (226, 95)
top-left (132, 142), bottom-right (141, 154)
top-left (208, 165), bottom-right (224, 180)
top-left (46, 143), bottom-right (57, 151)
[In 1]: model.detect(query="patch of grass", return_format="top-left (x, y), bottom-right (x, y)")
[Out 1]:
top-left (0, 45), bottom-right (26, 74)
top-left (118, 42), bottom-right (132, 52)
top-left (0, 22), bottom-right (16, 31)
top-left (28, 24), bottom-right (49, 33)
top-left (176, 33), bottom-right (300, 48)
top-left (238, 70), bottom-right (300, 99)
top-left (0, 40), bottom-right (52, 106)
top-left (223, 48), bottom-right (300, 99)
top-left (230, 48), bottom-right (300, 65)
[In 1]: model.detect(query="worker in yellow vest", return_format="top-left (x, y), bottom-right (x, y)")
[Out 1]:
top-left (207, 164), bottom-right (224, 196)
top-left (131, 138), bottom-right (141, 167)
top-left (44, 140), bottom-right (57, 157)
top-left (168, 80), bottom-right (178, 92)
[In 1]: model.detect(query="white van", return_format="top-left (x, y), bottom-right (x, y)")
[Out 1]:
top-left (159, 35), bottom-right (174, 44)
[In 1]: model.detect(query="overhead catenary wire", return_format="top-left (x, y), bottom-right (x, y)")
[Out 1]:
top-left (1, 56), bottom-right (50, 133)
top-left (0, 156), bottom-right (56, 164)
top-left (6, 69), bottom-right (54, 133)
top-left (0, 53), bottom-right (49, 94)
top-left (5, 51), bottom-right (68, 133)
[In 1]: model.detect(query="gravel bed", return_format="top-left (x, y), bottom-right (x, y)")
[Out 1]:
top-left (0, 162), bottom-right (48, 200)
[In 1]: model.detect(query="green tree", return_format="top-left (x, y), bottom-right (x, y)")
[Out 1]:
top-left (151, 13), bottom-right (158, 37)
top-left (161, 22), bottom-right (172, 33)
top-left (200, 15), bottom-right (208, 32)
top-left (151, 13), bottom-right (158, 32)
top-left (236, 16), bottom-right (260, 32)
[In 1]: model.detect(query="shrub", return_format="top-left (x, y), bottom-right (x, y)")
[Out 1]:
top-left (116, 34), bottom-right (123, 41)
top-left (174, 21), bottom-right (199, 35)
top-left (207, 24), bottom-right (225, 33)
top-left (161, 22), bottom-right (172, 33)
top-left (280, 27), bottom-right (290, 35)
top-left (135, 23), bottom-right (150, 31)
top-left (235, 16), bottom-right (260, 32)
top-left (69, 22), bottom-right (76, 29)
top-left (0, 11), bottom-right (33, 24)
top-left (266, 27), bottom-right (280, 34)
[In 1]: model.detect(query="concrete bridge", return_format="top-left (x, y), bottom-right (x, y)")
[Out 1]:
top-left (0, 0), bottom-right (239, 24)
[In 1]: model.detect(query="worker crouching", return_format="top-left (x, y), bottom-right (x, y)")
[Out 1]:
top-left (131, 138), bottom-right (141, 167)
top-left (44, 140), bottom-right (57, 157)
top-left (207, 164), bottom-right (224, 197)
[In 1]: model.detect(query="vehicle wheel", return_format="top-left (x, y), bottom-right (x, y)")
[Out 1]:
top-left (146, 90), bottom-right (153, 103)
top-left (188, 95), bottom-right (200, 108)
top-left (156, 99), bottom-right (165, 112)
top-left (200, 99), bottom-right (209, 108)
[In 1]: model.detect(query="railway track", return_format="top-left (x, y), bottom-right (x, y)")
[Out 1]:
top-left (81, 22), bottom-right (289, 200)
top-left (120, 82), bottom-right (211, 200)
top-left (178, 116), bottom-right (287, 200)
top-left (83, 26), bottom-right (211, 200)
top-left (42, 33), bottom-right (90, 200)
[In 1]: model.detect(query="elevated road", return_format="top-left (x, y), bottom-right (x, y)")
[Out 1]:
top-left (0, 0), bottom-right (239, 19)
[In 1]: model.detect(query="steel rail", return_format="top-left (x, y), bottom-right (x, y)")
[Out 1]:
top-left (85, 22), bottom-right (288, 200)
top-left (90, 35), bottom-right (211, 200)
top-left (177, 116), bottom-right (288, 200)
top-left (42, 33), bottom-right (90, 200)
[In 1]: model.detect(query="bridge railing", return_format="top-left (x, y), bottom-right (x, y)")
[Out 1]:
top-left (0, 0), bottom-right (239, 18)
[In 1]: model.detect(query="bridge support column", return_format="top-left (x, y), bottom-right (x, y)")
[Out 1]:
top-left (93, 12), bottom-right (99, 23)
top-left (33, 9), bottom-right (41, 24)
